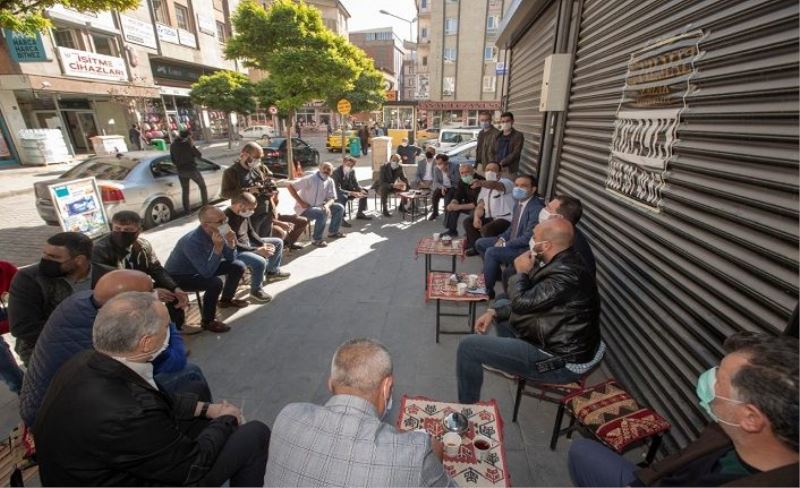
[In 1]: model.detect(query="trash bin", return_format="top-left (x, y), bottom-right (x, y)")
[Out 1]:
top-left (150, 138), bottom-right (167, 151)
top-left (349, 137), bottom-right (361, 156)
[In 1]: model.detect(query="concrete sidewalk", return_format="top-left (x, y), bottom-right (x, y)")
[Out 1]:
top-left (0, 141), bottom-right (242, 199)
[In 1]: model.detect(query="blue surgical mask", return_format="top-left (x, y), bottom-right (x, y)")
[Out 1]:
top-left (481, 122), bottom-right (491, 129)
top-left (696, 367), bottom-right (743, 426)
top-left (461, 175), bottom-right (474, 185)
top-left (512, 187), bottom-right (529, 200)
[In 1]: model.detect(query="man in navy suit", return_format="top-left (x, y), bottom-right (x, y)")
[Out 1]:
top-left (475, 174), bottom-right (544, 299)
top-left (429, 154), bottom-right (461, 220)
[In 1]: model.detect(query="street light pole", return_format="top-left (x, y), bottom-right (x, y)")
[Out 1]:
top-left (378, 9), bottom-right (417, 43)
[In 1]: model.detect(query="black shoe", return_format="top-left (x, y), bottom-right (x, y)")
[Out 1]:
top-left (341, 220), bottom-right (352, 228)
top-left (428, 212), bottom-right (439, 221)
top-left (465, 248), bottom-right (478, 257)
top-left (288, 242), bottom-right (303, 250)
top-left (383, 211), bottom-right (392, 217)
top-left (356, 213), bottom-right (372, 220)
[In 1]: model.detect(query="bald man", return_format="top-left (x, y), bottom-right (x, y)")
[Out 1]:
top-left (19, 270), bottom-right (210, 427)
top-left (287, 162), bottom-right (345, 247)
top-left (166, 205), bottom-right (250, 333)
top-left (266, 338), bottom-right (455, 487)
top-left (456, 218), bottom-right (603, 404)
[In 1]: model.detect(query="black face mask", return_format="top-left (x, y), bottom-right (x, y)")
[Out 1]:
top-left (426, 152), bottom-right (435, 159)
top-left (39, 258), bottom-right (67, 278)
top-left (111, 230), bottom-right (139, 249)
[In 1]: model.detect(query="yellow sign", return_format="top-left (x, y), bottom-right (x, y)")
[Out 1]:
top-left (337, 99), bottom-right (351, 114)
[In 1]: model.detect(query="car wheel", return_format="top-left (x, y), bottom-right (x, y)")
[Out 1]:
top-left (144, 198), bottom-right (173, 229)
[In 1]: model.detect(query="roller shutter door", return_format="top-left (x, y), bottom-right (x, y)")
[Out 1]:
top-left (555, 0), bottom-right (798, 450)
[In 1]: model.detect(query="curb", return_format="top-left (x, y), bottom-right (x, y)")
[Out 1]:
top-left (0, 188), bottom-right (34, 199)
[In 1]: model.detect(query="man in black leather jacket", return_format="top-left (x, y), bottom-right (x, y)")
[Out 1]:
top-left (456, 218), bottom-right (603, 404)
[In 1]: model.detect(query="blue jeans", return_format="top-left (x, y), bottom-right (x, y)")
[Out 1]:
top-left (303, 204), bottom-right (344, 241)
top-left (171, 260), bottom-right (246, 323)
top-left (456, 317), bottom-right (581, 404)
top-left (237, 239), bottom-right (283, 291)
top-left (568, 438), bottom-right (638, 487)
top-left (0, 337), bottom-right (23, 394)
top-left (155, 363), bottom-right (212, 402)
top-left (475, 237), bottom-right (525, 297)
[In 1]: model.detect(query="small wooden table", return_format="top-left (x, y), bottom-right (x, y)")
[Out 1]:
top-left (399, 190), bottom-right (430, 222)
top-left (415, 237), bottom-right (467, 289)
top-left (426, 272), bottom-right (488, 343)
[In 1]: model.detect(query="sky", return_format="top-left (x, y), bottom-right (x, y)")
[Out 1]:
top-left (341, 0), bottom-right (418, 42)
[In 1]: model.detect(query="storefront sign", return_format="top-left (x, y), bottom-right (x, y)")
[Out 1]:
top-left (419, 101), bottom-right (501, 111)
top-left (197, 13), bottom-right (216, 36)
top-left (178, 28), bottom-right (197, 48)
top-left (48, 177), bottom-right (109, 239)
top-left (495, 62), bottom-right (507, 75)
top-left (120, 15), bottom-right (157, 49)
top-left (46, 6), bottom-right (116, 33)
top-left (160, 86), bottom-right (192, 97)
top-left (3, 29), bottom-right (48, 62)
top-left (157, 23), bottom-right (180, 45)
top-left (151, 59), bottom-right (206, 82)
top-left (57, 47), bottom-right (128, 81)
top-left (605, 30), bottom-right (703, 209)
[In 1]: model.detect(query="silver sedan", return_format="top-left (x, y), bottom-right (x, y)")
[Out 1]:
top-left (34, 151), bottom-right (228, 229)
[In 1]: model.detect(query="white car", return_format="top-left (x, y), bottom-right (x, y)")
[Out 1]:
top-left (239, 125), bottom-right (275, 140)
top-left (446, 140), bottom-right (478, 166)
top-left (437, 127), bottom-right (481, 150)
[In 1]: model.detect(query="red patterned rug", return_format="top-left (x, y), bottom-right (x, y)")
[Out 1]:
top-left (396, 395), bottom-right (511, 487)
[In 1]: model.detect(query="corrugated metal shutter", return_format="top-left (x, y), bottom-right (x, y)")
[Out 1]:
top-left (554, 0), bottom-right (799, 450)
top-left (505, 1), bottom-right (558, 176)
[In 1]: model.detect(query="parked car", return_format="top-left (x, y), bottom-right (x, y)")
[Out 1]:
top-left (445, 140), bottom-right (478, 166)
top-left (239, 125), bottom-right (275, 140)
top-left (416, 128), bottom-right (440, 145)
top-left (34, 151), bottom-right (227, 229)
top-left (261, 137), bottom-right (320, 177)
top-left (437, 127), bottom-right (481, 150)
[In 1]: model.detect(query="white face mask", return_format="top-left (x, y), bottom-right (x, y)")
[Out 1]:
top-left (485, 171), bottom-right (497, 181)
top-left (501, 122), bottom-right (512, 132)
top-left (151, 326), bottom-right (170, 361)
top-left (238, 209), bottom-right (255, 218)
top-left (343, 165), bottom-right (352, 174)
top-left (390, 161), bottom-right (399, 169)
top-left (217, 223), bottom-right (232, 236)
top-left (539, 208), bottom-right (552, 222)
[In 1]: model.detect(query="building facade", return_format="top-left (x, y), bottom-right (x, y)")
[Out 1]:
top-left (349, 27), bottom-right (405, 100)
top-left (414, 0), bottom-right (512, 128)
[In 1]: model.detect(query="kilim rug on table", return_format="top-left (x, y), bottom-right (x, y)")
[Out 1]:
top-left (396, 395), bottom-right (511, 487)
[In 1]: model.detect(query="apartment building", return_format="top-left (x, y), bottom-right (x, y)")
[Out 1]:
top-left (415, 0), bottom-right (512, 128)
top-left (0, 0), bottom-right (243, 164)
top-left (349, 27), bottom-right (405, 100)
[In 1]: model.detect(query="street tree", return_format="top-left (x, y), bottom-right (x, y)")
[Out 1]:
top-left (0, 0), bottom-right (138, 35)
top-left (190, 71), bottom-right (256, 149)
top-left (225, 0), bottom-right (365, 178)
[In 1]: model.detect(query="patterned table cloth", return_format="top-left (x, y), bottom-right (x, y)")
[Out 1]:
top-left (427, 272), bottom-right (489, 302)
top-left (397, 396), bottom-right (511, 487)
top-left (415, 237), bottom-right (467, 258)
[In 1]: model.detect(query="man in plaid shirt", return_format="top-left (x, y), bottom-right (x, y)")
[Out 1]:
top-left (265, 338), bottom-right (456, 487)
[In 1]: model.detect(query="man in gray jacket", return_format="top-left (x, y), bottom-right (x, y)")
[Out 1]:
top-left (265, 338), bottom-right (456, 487)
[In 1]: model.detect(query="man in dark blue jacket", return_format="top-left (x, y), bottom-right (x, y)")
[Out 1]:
top-left (19, 269), bottom-right (209, 428)
top-left (475, 174), bottom-right (544, 299)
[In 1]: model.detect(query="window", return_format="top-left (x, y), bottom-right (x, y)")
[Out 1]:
top-left (484, 45), bottom-right (497, 61)
top-left (420, 0), bottom-right (428, 6)
top-left (445, 17), bottom-right (458, 35)
top-left (366, 31), bottom-right (392, 41)
top-left (483, 75), bottom-right (496, 92)
top-left (53, 27), bottom-right (80, 49)
top-left (323, 18), bottom-right (337, 32)
top-left (422, 56), bottom-right (428, 66)
top-left (216, 21), bottom-right (226, 42)
top-left (443, 77), bottom-right (455, 96)
top-left (174, 4), bottom-right (190, 30)
top-left (444, 47), bottom-right (457, 62)
top-left (92, 33), bottom-right (119, 56)
top-left (421, 27), bottom-right (428, 39)
top-left (467, 110), bottom-right (479, 125)
top-left (487, 15), bottom-right (498, 30)
top-left (152, 0), bottom-right (169, 24)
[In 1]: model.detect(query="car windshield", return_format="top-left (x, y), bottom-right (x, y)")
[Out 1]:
top-left (441, 132), bottom-right (468, 143)
top-left (60, 156), bottom-right (139, 181)
top-left (266, 138), bottom-right (285, 149)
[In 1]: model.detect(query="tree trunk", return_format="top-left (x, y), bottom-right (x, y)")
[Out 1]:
top-left (227, 112), bottom-right (233, 149)
top-left (286, 110), bottom-right (295, 179)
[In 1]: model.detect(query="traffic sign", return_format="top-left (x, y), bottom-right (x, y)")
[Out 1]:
top-left (268, 105), bottom-right (278, 115)
top-left (337, 99), bottom-right (351, 115)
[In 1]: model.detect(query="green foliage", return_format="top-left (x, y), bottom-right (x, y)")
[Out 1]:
top-left (0, 0), bottom-right (139, 35)
top-left (190, 71), bottom-right (256, 116)
top-left (325, 55), bottom-right (386, 115)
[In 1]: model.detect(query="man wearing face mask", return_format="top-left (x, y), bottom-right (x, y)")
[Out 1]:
top-left (443, 163), bottom-right (484, 237)
top-left (475, 111), bottom-right (499, 174)
top-left (462, 162), bottom-right (514, 255)
top-left (414, 145), bottom-right (438, 189)
top-left (429, 153), bottom-right (461, 220)
top-left (224, 192), bottom-right (290, 303)
top-left (493, 112), bottom-right (524, 177)
top-left (569, 332), bottom-right (799, 487)
top-left (288, 161), bottom-right (346, 247)
top-left (474, 174), bottom-right (545, 299)
top-left (375, 154), bottom-right (410, 217)
top-left (333, 156), bottom-right (371, 225)
top-left (265, 338), bottom-right (455, 487)
top-left (165, 206), bottom-right (249, 333)
top-left (221, 142), bottom-right (276, 238)
top-left (93, 211), bottom-right (190, 330)
top-left (396, 137), bottom-right (421, 166)
top-left (33, 291), bottom-right (270, 486)
top-left (8, 232), bottom-right (112, 366)
top-left (20, 270), bottom-right (210, 428)
top-left (457, 218), bottom-right (602, 404)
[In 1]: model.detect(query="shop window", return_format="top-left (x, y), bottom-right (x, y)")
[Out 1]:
top-left (483, 75), bottom-right (496, 92)
top-left (444, 47), bottom-right (457, 63)
top-left (445, 18), bottom-right (458, 35)
top-left (175, 4), bottom-right (191, 30)
top-left (152, 0), bottom-right (169, 24)
top-left (53, 27), bottom-right (81, 50)
top-left (92, 34), bottom-right (119, 57)
top-left (216, 21), bottom-right (226, 42)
